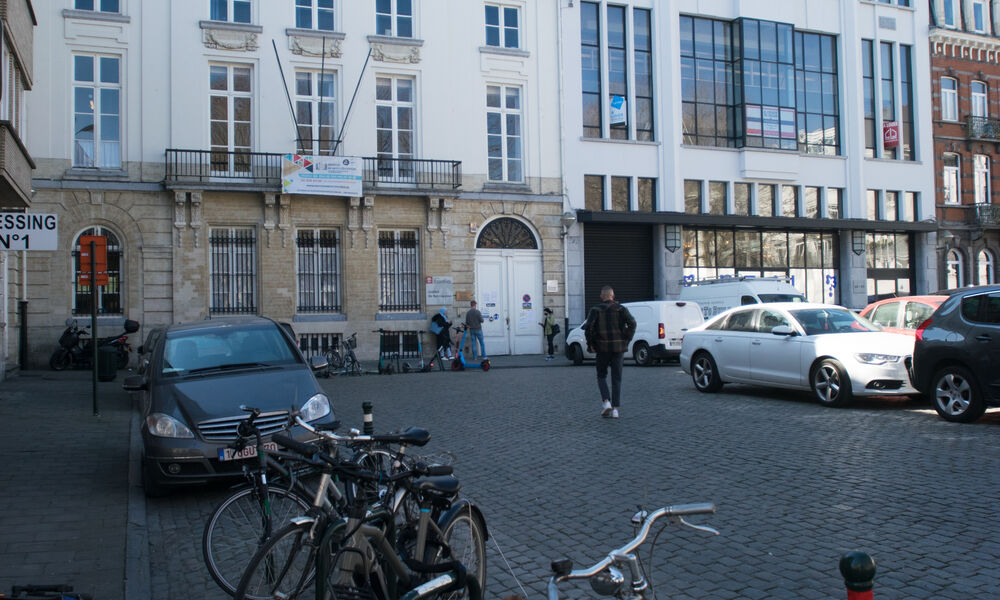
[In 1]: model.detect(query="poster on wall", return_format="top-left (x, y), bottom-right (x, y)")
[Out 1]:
top-left (761, 106), bottom-right (781, 138)
top-left (610, 95), bottom-right (628, 125)
top-left (282, 155), bottom-right (363, 196)
top-left (745, 105), bottom-right (762, 136)
top-left (882, 121), bottom-right (900, 148)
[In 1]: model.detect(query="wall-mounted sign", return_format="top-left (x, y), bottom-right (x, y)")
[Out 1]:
top-left (426, 276), bottom-right (454, 305)
top-left (78, 235), bottom-right (109, 286)
top-left (282, 155), bottom-right (363, 197)
top-left (883, 121), bottom-right (900, 149)
top-left (0, 213), bottom-right (58, 250)
top-left (610, 95), bottom-right (627, 125)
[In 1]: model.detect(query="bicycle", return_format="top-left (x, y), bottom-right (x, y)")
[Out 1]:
top-left (326, 332), bottom-right (362, 376)
top-left (234, 418), bottom-right (487, 600)
top-left (547, 503), bottom-right (718, 600)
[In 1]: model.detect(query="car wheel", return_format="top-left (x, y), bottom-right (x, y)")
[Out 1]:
top-left (931, 365), bottom-right (986, 423)
top-left (811, 359), bottom-right (853, 407)
top-left (570, 343), bottom-right (584, 366)
top-left (633, 342), bottom-right (651, 366)
top-left (691, 352), bottom-right (722, 393)
top-left (141, 454), bottom-right (170, 497)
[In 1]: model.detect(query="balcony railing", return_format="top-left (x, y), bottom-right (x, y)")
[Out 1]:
top-left (965, 116), bottom-right (1000, 140)
top-left (972, 203), bottom-right (1000, 226)
top-left (165, 149), bottom-right (461, 190)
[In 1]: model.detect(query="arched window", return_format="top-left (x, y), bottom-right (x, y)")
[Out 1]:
top-left (73, 227), bottom-right (122, 315)
top-left (978, 249), bottom-right (995, 285)
top-left (946, 249), bottom-right (963, 289)
top-left (475, 217), bottom-right (538, 249)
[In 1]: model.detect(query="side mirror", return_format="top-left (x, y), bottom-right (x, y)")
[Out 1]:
top-left (771, 325), bottom-right (797, 337)
top-left (122, 375), bottom-right (148, 391)
top-left (310, 355), bottom-right (329, 372)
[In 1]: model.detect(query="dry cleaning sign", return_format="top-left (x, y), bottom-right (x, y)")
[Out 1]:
top-left (0, 213), bottom-right (58, 250)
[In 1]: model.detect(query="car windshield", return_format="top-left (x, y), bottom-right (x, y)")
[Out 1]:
top-left (789, 308), bottom-right (878, 336)
top-left (758, 294), bottom-right (805, 303)
top-left (161, 324), bottom-right (300, 376)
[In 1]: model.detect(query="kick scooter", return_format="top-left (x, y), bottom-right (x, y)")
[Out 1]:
top-left (451, 325), bottom-right (491, 371)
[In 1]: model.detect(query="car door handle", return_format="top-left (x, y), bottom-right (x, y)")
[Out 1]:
top-left (751, 340), bottom-right (762, 346)
top-left (976, 334), bottom-right (991, 342)
top-left (713, 337), bottom-right (723, 343)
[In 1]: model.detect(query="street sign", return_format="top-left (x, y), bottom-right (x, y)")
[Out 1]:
top-left (0, 213), bottom-right (58, 250)
top-left (78, 235), bottom-right (109, 286)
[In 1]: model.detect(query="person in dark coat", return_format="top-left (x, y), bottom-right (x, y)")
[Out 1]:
top-left (430, 307), bottom-right (453, 359)
top-left (584, 286), bottom-right (636, 419)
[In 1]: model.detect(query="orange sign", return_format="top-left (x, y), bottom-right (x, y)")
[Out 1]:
top-left (78, 235), bottom-right (109, 286)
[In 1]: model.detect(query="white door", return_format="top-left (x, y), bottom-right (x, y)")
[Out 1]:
top-left (475, 249), bottom-right (543, 356)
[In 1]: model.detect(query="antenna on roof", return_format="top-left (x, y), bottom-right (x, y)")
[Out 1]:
top-left (272, 39), bottom-right (300, 147)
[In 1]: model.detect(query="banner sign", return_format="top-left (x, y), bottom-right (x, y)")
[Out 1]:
top-left (282, 155), bottom-right (363, 197)
top-left (78, 235), bottom-right (109, 286)
top-left (883, 121), bottom-right (900, 149)
top-left (0, 213), bottom-right (58, 250)
top-left (610, 95), bottom-right (627, 125)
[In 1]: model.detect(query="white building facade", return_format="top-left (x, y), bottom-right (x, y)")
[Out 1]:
top-left (26, 0), bottom-right (566, 364)
top-left (558, 0), bottom-right (937, 322)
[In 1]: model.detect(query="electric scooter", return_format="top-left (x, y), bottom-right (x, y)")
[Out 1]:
top-left (402, 330), bottom-right (445, 372)
top-left (450, 325), bottom-right (490, 371)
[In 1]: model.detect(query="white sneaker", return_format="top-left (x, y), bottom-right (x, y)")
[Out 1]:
top-left (601, 400), bottom-right (612, 417)
top-left (611, 408), bottom-right (619, 419)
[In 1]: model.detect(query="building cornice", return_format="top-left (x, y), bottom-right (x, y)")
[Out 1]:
top-left (930, 26), bottom-right (1000, 60)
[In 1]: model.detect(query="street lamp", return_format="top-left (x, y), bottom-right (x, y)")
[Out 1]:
top-left (851, 230), bottom-right (865, 256)
top-left (665, 224), bottom-right (682, 253)
top-left (560, 211), bottom-right (576, 234)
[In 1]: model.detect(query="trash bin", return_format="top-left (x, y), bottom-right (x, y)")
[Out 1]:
top-left (97, 345), bottom-right (118, 382)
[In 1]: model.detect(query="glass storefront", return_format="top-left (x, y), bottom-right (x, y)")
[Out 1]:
top-left (682, 228), bottom-right (839, 303)
top-left (866, 233), bottom-right (913, 302)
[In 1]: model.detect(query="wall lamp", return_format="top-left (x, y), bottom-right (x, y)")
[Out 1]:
top-left (851, 230), bottom-right (866, 256)
top-left (560, 211), bottom-right (576, 237)
top-left (937, 229), bottom-right (955, 250)
top-left (665, 224), bottom-right (682, 253)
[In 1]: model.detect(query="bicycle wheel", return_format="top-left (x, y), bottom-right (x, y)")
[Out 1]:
top-left (203, 485), bottom-right (312, 597)
top-left (234, 521), bottom-right (317, 600)
top-left (426, 505), bottom-right (487, 600)
top-left (325, 350), bottom-right (345, 374)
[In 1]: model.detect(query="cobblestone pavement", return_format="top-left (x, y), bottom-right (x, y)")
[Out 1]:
top-left (147, 360), bottom-right (1000, 600)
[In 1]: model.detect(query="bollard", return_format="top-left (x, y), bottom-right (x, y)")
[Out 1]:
top-left (362, 400), bottom-right (374, 434)
top-left (839, 551), bottom-right (876, 600)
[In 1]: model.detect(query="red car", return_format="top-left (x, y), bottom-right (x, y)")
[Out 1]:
top-left (859, 295), bottom-right (948, 335)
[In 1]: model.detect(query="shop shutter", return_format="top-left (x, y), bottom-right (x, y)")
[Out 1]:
top-left (583, 224), bottom-right (654, 308)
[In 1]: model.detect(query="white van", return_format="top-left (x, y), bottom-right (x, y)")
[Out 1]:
top-left (564, 300), bottom-right (704, 366)
top-left (679, 276), bottom-right (805, 320)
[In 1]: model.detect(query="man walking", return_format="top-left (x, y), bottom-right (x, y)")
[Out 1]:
top-left (465, 300), bottom-right (487, 359)
top-left (585, 286), bottom-right (636, 419)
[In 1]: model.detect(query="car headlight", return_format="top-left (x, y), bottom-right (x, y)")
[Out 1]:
top-left (855, 353), bottom-right (901, 365)
top-left (300, 393), bottom-right (331, 422)
top-left (146, 413), bottom-right (195, 438)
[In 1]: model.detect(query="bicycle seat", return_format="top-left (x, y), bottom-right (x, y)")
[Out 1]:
top-left (414, 475), bottom-right (461, 496)
top-left (372, 426), bottom-right (430, 447)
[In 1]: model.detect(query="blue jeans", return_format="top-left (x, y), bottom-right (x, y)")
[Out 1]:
top-left (595, 352), bottom-right (624, 408)
top-left (469, 328), bottom-right (486, 358)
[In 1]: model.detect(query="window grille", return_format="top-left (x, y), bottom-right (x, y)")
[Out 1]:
top-left (378, 230), bottom-right (420, 311)
top-left (73, 227), bottom-right (122, 315)
top-left (210, 227), bottom-right (257, 314)
top-left (298, 332), bottom-right (341, 361)
top-left (297, 229), bottom-right (341, 312)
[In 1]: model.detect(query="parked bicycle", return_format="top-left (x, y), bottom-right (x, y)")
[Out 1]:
top-left (325, 332), bottom-right (362, 376)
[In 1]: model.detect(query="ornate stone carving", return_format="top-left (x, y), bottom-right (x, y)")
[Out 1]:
top-left (173, 191), bottom-right (187, 248)
top-left (347, 196), bottom-right (361, 248)
top-left (263, 194), bottom-right (276, 248)
top-left (370, 42), bottom-right (421, 63)
top-left (190, 192), bottom-right (203, 248)
top-left (203, 28), bottom-right (258, 52)
top-left (362, 196), bottom-right (375, 249)
top-left (278, 195), bottom-right (291, 248)
top-left (426, 197), bottom-right (441, 249)
top-left (288, 34), bottom-right (343, 57)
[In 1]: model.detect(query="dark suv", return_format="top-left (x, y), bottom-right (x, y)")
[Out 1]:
top-left (911, 285), bottom-right (1000, 422)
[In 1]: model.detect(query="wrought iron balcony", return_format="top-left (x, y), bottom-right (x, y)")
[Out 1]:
top-left (972, 203), bottom-right (1000, 226)
top-left (164, 149), bottom-right (461, 190)
top-left (965, 116), bottom-right (1000, 140)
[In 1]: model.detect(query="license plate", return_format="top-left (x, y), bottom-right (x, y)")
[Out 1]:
top-left (218, 441), bottom-right (278, 462)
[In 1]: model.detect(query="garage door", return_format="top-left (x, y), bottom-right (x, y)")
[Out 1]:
top-left (583, 224), bottom-right (654, 307)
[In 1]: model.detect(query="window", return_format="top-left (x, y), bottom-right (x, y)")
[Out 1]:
top-left (585, 175), bottom-right (604, 210)
top-left (899, 45), bottom-right (914, 160)
top-left (795, 31), bottom-right (840, 155)
top-left (972, 81), bottom-right (988, 118)
top-left (72, 227), bottom-right (122, 315)
top-left (634, 8), bottom-right (654, 141)
top-left (870, 302), bottom-right (900, 328)
top-left (378, 230), bottom-right (419, 312)
top-left (297, 229), bottom-right (341, 312)
top-left (209, 65), bottom-right (252, 175)
top-left (946, 249), bottom-right (963, 289)
top-left (375, 76), bottom-right (415, 182)
top-left (972, 0), bottom-right (988, 33)
top-left (375, 0), bottom-right (412, 38)
top-left (709, 182), bottom-right (726, 215)
top-left (210, 227), bottom-right (257, 314)
top-left (742, 19), bottom-right (797, 150)
top-left (211, 0), bottom-right (251, 23)
top-left (978, 249), bottom-right (995, 284)
top-left (680, 16), bottom-right (736, 147)
top-left (781, 185), bottom-right (798, 217)
top-left (941, 77), bottom-right (958, 121)
top-left (862, 40), bottom-right (876, 157)
top-left (580, 2), bottom-right (602, 137)
top-left (826, 188), bottom-right (842, 219)
top-left (684, 180), bottom-right (702, 214)
top-left (880, 42), bottom-right (897, 159)
top-left (943, 0), bottom-right (957, 27)
top-left (974, 154), bottom-right (990, 204)
top-left (75, 0), bottom-right (119, 12)
top-left (758, 184), bottom-right (775, 217)
top-left (867, 189), bottom-right (878, 220)
top-left (804, 187), bottom-right (820, 219)
top-left (295, 71), bottom-right (336, 155)
top-left (485, 4), bottom-right (519, 49)
top-left (610, 177), bottom-right (629, 211)
top-left (734, 183), bottom-right (750, 216)
top-left (884, 190), bottom-right (899, 221)
top-left (486, 85), bottom-right (523, 182)
top-left (944, 154), bottom-right (960, 204)
top-left (73, 54), bottom-right (121, 169)
top-left (295, 0), bottom-right (334, 31)
top-left (607, 5), bottom-right (628, 140)
top-left (637, 178), bottom-right (655, 212)
top-left (902, 192), bottom-right (917, 222)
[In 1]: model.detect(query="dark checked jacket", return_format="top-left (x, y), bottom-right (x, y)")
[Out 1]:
top-left (584, 300), bottom-right (636, 354)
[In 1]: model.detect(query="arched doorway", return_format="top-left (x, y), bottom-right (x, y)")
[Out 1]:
top-left (475, 217), bottom-right (543, 355)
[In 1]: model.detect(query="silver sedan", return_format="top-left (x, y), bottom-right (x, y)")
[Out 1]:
top-left (679, 303), bottom-right (916, 407)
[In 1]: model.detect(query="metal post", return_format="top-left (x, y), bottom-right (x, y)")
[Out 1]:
top-left (839, 551), bottom-right (876, 600)
top-left (91, 240), bottom-right (99, 417)
top-left (362, 400), bottom-right (373, 435)
top-left (17, 300), bottom-right (27, 370)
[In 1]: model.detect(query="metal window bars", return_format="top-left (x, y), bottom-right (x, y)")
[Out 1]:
top-left (296, 229), bottom-right (342, 312)
top-left (210, 228), bottom-right (257, 314)
top-left (378, 231), bottom-right (420, 312)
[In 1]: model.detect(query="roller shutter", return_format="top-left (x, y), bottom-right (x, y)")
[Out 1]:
top-left (583, 224), bottom-right (654, 308)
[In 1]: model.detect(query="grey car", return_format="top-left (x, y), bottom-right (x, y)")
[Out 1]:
top-left (123, 316), bottom-right (334, 495)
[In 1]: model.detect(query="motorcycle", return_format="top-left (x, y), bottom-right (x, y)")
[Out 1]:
top-left (49, 318), bottom-right (140, 371)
